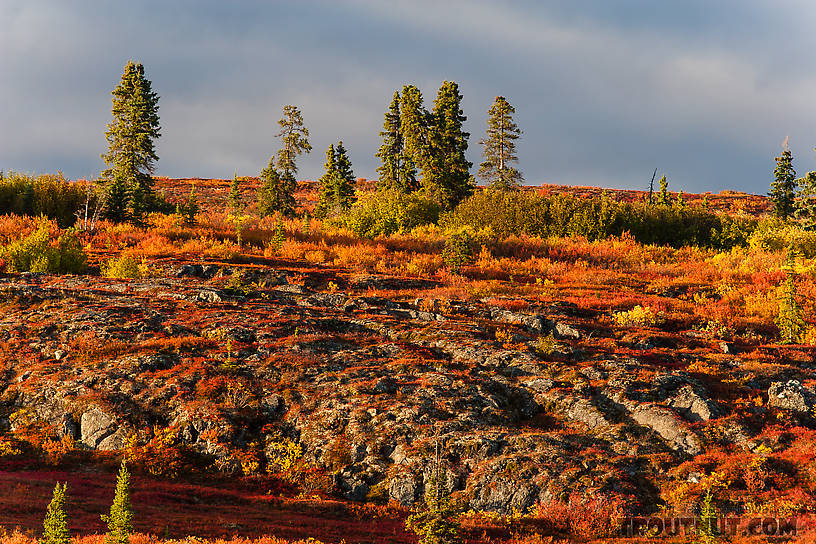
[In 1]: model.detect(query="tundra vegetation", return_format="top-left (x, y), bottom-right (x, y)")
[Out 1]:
top-left (2, 65), bottom-right (816, 544)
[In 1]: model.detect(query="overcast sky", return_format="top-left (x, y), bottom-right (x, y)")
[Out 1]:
top-left (1, 1), bottom-right (815, 194)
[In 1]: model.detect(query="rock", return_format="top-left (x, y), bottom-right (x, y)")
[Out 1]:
top-left (551, 321), bottom-right (580, 339)
top-left (53, 349), bottom-right (66, 361)
top-left (196, 289), bottom-right (223, 303)
top-left (668, 385), bottom-right (720, 422)
top-left (629, 404), bottom-right (702, 455)
top-left (373, 377), bottom-right (398, 394)
top-left (80, 408), bottom-right (126, 451)
top-left (491, 309), bottom-right (547, 332)
top-left (719, 341), bottom-right (736, 354)
top-left (176, 264), bottom-right (205, 278)
top-left (768, 380), bottom-right (814, 413)
top-left (388, 476), bottom-right (419, 506)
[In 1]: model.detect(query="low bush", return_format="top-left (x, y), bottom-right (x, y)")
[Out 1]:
top-left (339, 189), bottom-right (440, 238)
top-left (443, 189), bottom-right (757, 249)
top-left (0, 220), bottom-right (86, 274)
top-left (748, 217), bottom-right (816, 257)
top-left (0, 172), bottom-right (93, 227)
top-left (101, 254), bottom-right (146, 279)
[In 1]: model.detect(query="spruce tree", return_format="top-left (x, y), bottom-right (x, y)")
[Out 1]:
top-left (333, 141), bottom-right (356, 210)
top-left (257, 158), bottom-right (295, 217)
top-left (315, 143), bottom-right (338, 218)
top-left (478, 96), bottom-right (523, 191)
top-left (229, 174), bottom-right (242, 213)
top-left (399, 85), bottom-right (428, 193)
top-left (771, 145), bottom-right (797, 220)
top-left (101, 61), bottom-right (161, 223)
top-left (657, 175), bottom-right (670, 206)
top-left (102, 461), bottom-right (133, 544)
top-left (316, 142), bottom-right (356, 217)
top-left (42, 482), bottom-right (69, 544)
top-left (376, 91), bottom-right (417, 192)
top-left (424, 81), bottom-right (473, 209)
top-left (275, 105), bottom-right (311, 178)
top-left (795, 171), bottom-right (816, 230)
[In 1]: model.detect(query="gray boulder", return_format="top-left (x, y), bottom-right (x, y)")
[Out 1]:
top-left (768, 381), bottom-right (814, 413)
top-left (80, 408), bottom-right (126, 451)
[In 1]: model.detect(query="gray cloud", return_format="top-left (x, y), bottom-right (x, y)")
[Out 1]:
top-left (1, 1), bottom-right (815, 193)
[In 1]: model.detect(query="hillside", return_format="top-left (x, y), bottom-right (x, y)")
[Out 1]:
top-left (1, 179), bottom-right (814, 543)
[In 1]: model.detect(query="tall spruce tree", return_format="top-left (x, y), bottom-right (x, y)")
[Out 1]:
top-left (478, 96), bottom-right (523, 191)
top-left (771, 143), bottom-right (797, 220)
top-left (316, 141), bottom-right (356, 217)
top-left (399, 85), bottom-right (428, 193)
top-left (257, 158), bottom-right (294, 217)
top-left (102, 461), bottom-right (133, 544)
top-left (101, 61), bottom-right (161, 223)
top-left (42, 482), bottom-right (69, 544)
top-left (275, 105), bottom-right (312, 177)
top-left (424, 81), bottom-right (473, 209)
top-left (376, 91), bottom-right (417, 192)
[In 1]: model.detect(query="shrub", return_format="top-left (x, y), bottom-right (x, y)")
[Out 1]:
top-left (0, 172), bottom-right (90, 227)
top-left (748, 217), bottom-right (816, 257)
top-left (443, 189), bottom-right (756, 249)
top-left (0, 220), bottom-right (86, 274)
top-left (101, 254), bottom-right (146, 279)
top-left (340, 189), bottom-right (440, 238)
top-left (612, 305), bottom-right (663, 327)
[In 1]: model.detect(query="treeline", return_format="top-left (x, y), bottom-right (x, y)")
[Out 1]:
top-left (442, 189), bottom-right (756, 249)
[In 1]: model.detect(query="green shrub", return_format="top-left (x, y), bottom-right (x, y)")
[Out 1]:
top-left (442, 228), bottom-right (477, 273)
top-left (1, 220), bottom-right (86, 274)
top-left (748, 217), bottom-right (816, 257)
top-left (340, 189), bottom-right (440, 238)
top-left (0, 172), bottom-right (91, 227)
top-left (101, 254), bottom-right (145, 279)
top-left (442, 189), bottom-right (756, 249)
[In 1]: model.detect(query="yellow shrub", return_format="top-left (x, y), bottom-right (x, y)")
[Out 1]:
top-left (612, 305), bottom-right (663, 327)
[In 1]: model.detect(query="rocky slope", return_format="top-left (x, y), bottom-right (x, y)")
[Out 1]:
top-left (2, 255), bottom-right (813, 516)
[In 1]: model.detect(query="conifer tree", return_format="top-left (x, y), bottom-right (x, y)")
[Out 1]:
top-left (795, 171), bottom-right (816, 230)
top-left (102, 461), bottom-right (133, 544)
top-left (424, 81), bottom-right (473, 209)
top-left (777, 249), bottom-right (805, 344)
top-left (657, 175), bottom-right (670, 206)
top-left (376, 91), bottom-right (417, 192)
top-left (478, 96), bottom-right (523, 191)
top-left (771, 143), bottom-right (797, 220)
top-left (101, 61), bottom-right (161, 223)
top-left (316, 142), bottom-right (356, 217)
top-left (399, 85), bottom-right (428, 193)
top-left (257, 158), bottom-right (295, 217)
top-left (275, 105), bottom-right (311, 178)
top-left (229, 174), bottom-right (241, 212)
top-left (42, 482), bottom-right (69, 544)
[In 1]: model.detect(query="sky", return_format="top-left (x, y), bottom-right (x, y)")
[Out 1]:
top-left (1, 1), bottom-right (815, 194)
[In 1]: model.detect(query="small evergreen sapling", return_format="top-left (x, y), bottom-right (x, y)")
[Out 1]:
top-left (405, 435), bottom-right (461, 544)
top-left (657, 175), bottom-right (670, 206)
top-left (102, 460), bottom-right (133, 544)
top-left (229, 174), bottom-right (242, 213)
top-left (776, 249), bottom-right (805, 344)
top-left (771, 142), bottom-right (797, 220)
top-left (42, 482), bottom-right (69, 544)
